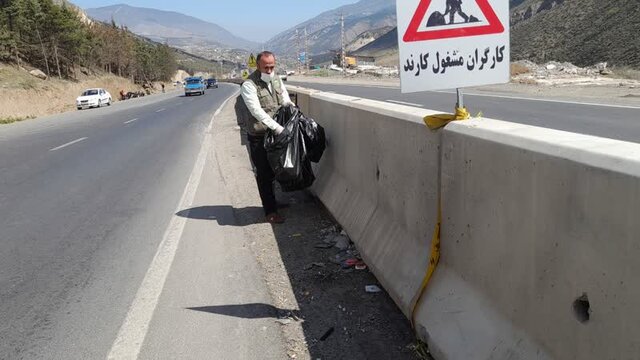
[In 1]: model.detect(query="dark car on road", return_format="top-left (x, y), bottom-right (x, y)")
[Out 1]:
top-left (206, 78), bottom-right (218, 89)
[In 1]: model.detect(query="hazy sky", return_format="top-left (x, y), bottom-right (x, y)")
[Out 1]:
top-left (71, 0), bottom-right (360, 42)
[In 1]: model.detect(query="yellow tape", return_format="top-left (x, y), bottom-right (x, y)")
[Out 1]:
top-left (423, 106), bottom-right (470, 130)
top-left (410, 105), bottom-right (472, 327)
top-left (410, 201), bottom-right (441, 327)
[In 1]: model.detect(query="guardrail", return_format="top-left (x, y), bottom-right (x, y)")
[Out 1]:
top-left (289, 85), bottom-right (640, 360)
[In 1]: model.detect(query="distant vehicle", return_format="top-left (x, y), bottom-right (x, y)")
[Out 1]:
top-left (76, 88), bottom-right (112, 110)
top-left (184, 77), bottom-right (206, 96)
top-left (286, 70), bottom-right (295, 76)
top-left (278, 71), bottom-right (288, 82)
top-left (206, 78), bottom-right (218, 89)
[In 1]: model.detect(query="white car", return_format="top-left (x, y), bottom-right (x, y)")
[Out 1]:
top-left (76, 88), bottom-right (112, 110)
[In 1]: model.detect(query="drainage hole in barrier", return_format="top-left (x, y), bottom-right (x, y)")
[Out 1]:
top-left (573, 293), bottom-right (590, 323)
top-left (376, 165), bottom-right (381, 181)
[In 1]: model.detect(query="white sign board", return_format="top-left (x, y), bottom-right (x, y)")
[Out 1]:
top-left (396, 0), bottom-right (510, 93)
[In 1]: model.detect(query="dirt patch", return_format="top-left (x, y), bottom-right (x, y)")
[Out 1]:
top-left (0, 64), bottom-right (148, 120)
top-left (212, 95), bottom-right (426, 360)
top-left (510, 63), bottom-right (531, 76)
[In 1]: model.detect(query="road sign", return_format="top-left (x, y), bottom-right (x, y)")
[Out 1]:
top-left (396, 0), bottom-right (509, 93)
top-left (248, 53), bottom-right (257, 70)
top-left (241, 69), bottom-right (250, 80)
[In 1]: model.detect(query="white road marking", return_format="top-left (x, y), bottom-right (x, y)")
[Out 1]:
top-left (386, 100), bottom-right (424, 107)
top-left (295, 83), bottom-right (640, 109)
top-left (124, 118), bottom-right (138, 124)
top-left (49, 137), bottom-right (88, 152)
top-left (106, 89), bottom-right (241, 360)
top-left (430, 90), bottom-right (640, 109)
top-left (155, 108), bottom-right (166, 113)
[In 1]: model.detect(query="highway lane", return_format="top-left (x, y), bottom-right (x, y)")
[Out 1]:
top-left (0, 85), bottom-right (237, 359)
top-left (288, 81), bottom-right (640, 143)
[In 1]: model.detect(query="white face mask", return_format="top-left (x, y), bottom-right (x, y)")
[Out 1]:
top-left (260, 72), bottom-right (274, 83)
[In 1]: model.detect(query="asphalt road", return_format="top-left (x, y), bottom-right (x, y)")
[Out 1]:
top-left (0, 85), bottom-right (250, 359)
top-left (288, 81), bottom-right (640, 143)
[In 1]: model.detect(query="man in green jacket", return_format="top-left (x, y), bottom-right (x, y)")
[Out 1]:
top-left (240, 51), bottom-right (294, 224)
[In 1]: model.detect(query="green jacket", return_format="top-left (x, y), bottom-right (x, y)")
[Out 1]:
top-left (240, 70), bottom-right (285, 136)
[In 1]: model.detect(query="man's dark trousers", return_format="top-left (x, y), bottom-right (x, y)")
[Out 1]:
top-left (248, 134), bottom-right (277, 215)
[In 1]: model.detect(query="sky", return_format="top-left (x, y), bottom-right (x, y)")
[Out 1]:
top-left (71, 0), bottom-right (360, 42)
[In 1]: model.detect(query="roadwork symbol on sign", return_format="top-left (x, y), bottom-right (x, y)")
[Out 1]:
top-left (403, 0), bottom-right (504, 42)
top-left (248, 53), bottom-right (257, 69)
top-left (396, 0), bottom-right (509, 93)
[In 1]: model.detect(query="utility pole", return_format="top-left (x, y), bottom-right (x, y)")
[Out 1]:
top-left (296, 28), bottom-right (301, 74)
top-left (341, 12), bottom-right (346, 76)
top-left (304, 27), bottom-right (309, 72)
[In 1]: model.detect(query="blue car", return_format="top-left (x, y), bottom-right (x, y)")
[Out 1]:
top-left (184, 77), bottom-right (206, 96)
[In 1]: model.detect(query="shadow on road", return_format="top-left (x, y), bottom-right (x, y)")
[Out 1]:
top-left (176, 205), bottom-right (262, 226)
top-left (187, 303), bottom-right (301, 320)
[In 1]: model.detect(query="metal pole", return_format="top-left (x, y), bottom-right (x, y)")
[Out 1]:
top-left (296, 29), bottom-right (301, 74)
top-left (304, 27), bottom-right (309, 72)
top-left (341, 13), bottom-right (346, 77)
top-left (456, 88), bottom-right (464, 109)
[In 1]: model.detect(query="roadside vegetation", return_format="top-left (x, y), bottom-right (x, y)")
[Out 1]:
top-left (0, 114), bottom-right (34, 124)
top-left (0, 0), bottom-right (177, 83)
top-left (611, 67), bottom-right (640, 81)
top-left (0, 62), bottom-right (144, 120)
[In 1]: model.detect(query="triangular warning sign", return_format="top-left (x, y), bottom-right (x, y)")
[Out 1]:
top-left (403, 0), bottom-right (504, 42)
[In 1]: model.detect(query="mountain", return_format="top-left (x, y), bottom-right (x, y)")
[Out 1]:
top-left (510, 0), bottom-right (640, 67)
top-left (346, 26), bottom-right (394, 52)
top-left (265, 0), bottom-right (396, 58)
top-left (323, 0), bottom-right (640, 69)
top-left (352, 27), bottom-right (396, 56)
top-left (85, 4), bottom-right (260, 53)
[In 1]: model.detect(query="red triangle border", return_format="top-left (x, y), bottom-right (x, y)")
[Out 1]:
top-left (403, 0), bottom-right (504, 42)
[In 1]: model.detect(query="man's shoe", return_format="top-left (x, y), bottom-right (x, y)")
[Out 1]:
top-left (266, 213), bottom-right (285, 224)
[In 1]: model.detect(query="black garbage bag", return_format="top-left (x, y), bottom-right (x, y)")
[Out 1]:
top-left (264, 105), bottom-right (317, 192)
top-left (272, 104), bottom-right (325, 162)
top-left (300, 113), bottom-right (326, 163)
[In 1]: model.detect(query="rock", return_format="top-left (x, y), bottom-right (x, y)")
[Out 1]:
top-left (365, 285), bottom-right (382, 293)
top-left (333, 235), bottom-right (350, 250)
top-left (29, 69), bottom-right (47, 80)
top-left (546, 64), bottom-right (557, 70)
top-left (595, 62), bottom-right (608, 71)
top-left (600, 68), bottom-right (613, 76)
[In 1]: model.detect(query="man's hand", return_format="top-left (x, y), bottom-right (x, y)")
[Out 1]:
top-left (275, 125), bottom-right (285, 135)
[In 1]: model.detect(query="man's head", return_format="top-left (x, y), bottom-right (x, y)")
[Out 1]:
top-left (257, 51), bottom-right (276, 75)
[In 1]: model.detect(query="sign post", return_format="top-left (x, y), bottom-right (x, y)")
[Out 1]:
top-left (396, 0), bottom-right (510, 103)
top-left (247, 53), bottom-right (257, 71)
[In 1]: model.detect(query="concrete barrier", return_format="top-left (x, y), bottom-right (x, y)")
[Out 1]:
top-left (292, 87), bottom-right (442, 317)
top-left (289, 86), bottom-right (640, 359)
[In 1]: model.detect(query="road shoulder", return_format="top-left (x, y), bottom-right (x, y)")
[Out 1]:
top-left (137, 94), bottom-right (288, 359)
top-left (209, 94), bottom-right (419, 359)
